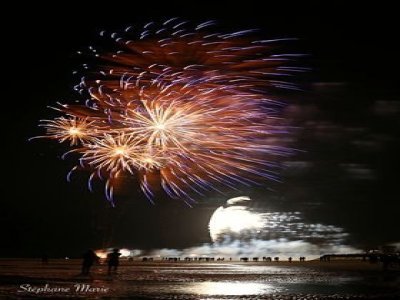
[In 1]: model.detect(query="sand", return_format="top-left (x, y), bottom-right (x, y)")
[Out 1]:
top-left (0, 258), bottom-right (399, 299)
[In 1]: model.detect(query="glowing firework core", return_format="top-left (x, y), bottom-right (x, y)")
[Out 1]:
top-left (113, 147), bottom-right (126, 156)
top-left (68, 127), bottom-right (81, 136)
top-left (154, 123), bottom-right (166, 131)
top-left (34, 19), bottom-right (299, 204)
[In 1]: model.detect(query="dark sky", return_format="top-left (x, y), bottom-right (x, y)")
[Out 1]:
top-left (2, 1), bottom-right (399, 257)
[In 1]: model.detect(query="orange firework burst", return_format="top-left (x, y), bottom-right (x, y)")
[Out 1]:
top-left (34, 19), bottom-right (302, 205)
top-left (36, 116), bottom-right (98, 146)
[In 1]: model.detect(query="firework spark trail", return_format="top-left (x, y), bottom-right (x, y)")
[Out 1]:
top-left (34, 19), bottom-right (302, 204)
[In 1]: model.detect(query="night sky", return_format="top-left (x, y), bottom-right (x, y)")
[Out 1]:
top-left (2, 1), bottom-right (399, 257)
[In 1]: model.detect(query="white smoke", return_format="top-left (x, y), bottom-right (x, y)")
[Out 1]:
top-left (117, 196), bottom-right (362, 260)
top-left (144, 239), bottom-right (359, 260)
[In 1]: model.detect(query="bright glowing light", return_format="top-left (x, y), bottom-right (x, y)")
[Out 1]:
top-left (68, 127), bottom-right (81, 136)
top-left (186, 282), bottom-right (277, 296)
top-left (226, 196), bottom-right (251, 205)
top-left (33, 19), bottom-right (300, 204)
top-left (95, 248), bottom-right (131, 258)
top-left (209, 198), bottom-right (264, 242)
top-left (154, 123), bottom-right (166, 131)
top-left (119, 248), bottom-right (131, 257)
top-left (94, 250), bottom-right (108, 259)
top-left (113, 146), bottom-right (127, 156)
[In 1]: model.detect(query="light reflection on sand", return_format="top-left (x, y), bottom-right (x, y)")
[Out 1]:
top-left (184, 281), bottom-right (280, 296)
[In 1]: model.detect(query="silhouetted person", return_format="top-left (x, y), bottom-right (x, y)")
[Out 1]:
top-left (107, 248), bottom-right (121, 275)
top-left (81, 249), bottom-right (99, 275)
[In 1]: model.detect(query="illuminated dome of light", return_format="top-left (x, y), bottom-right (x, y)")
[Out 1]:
top-left (209, 196), bottom-right (264, 242)
top-left (208, 196), bottom-right (353, 253)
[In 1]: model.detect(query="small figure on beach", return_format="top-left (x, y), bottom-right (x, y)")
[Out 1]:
top-left (107, 248), bottom-right (122, 275)
top-left (81, 249), bottom-right (99, 275)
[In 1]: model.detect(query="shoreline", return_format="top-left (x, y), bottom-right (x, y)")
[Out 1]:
top-left (1, 259), bottom-right (398, 299)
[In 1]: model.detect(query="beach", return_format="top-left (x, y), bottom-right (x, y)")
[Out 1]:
top-left (0, 258), bottom-right (399, 299)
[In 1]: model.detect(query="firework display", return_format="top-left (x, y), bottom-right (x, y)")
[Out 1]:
top-left (34, 19), bottom-right (301, 204)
